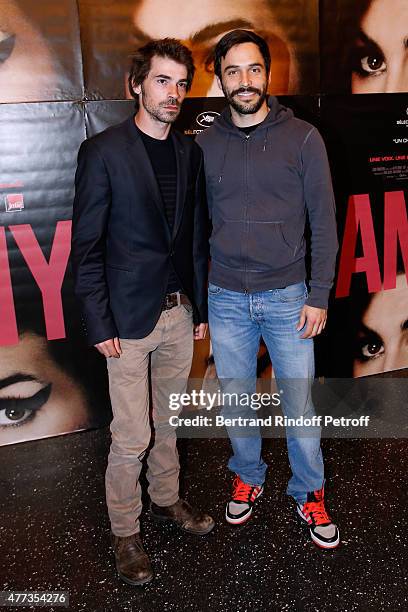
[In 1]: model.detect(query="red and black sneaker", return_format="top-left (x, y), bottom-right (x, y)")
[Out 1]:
top-left (296, 486), bottom-right (340, 549)
top-left (225, 475), bottom-right (264, 525)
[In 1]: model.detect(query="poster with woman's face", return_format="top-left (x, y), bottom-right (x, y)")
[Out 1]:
top-left (0, 102), bottom-right (110, 446)
top-left (321, 0), bottom-right (408, 94)
top-left (0, 0), bottom-right (83, 103)
top-left (352, 273), bottom-right (408, 377)
top-left (79, 0), bottom-right (319, 99)
top-left (1, 0), bottom-right (407, 450)
top-left (0, 333), bottom-right (89, 445)
top-left (318, 93), bottom-right (408, 378)
top-left (0, 304), bottom-right (110, 447)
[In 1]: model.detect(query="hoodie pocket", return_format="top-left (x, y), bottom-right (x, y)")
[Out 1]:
top-left (246, 221), bottom-right (295, 271)
top-left (210, 215), bottom-right (245, 269)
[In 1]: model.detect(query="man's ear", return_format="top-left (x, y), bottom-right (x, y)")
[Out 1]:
top-left (133, 80), bottom-right (142, 95)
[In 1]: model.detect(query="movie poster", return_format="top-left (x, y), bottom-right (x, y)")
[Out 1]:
top-left (318, 94), bottom-right (408, 378)
top-left (85, 100), bottom-right (134, 136)
top-left (0, 0), bottom-right (83, 103)
top-left (0, 103), bottom-right (110, 446)
top-left (78, 0), bottom-right (319, 100)
top-left (1, 1), bottom-right (407, 447)
top-left (320, 0), bottom-right (408, 94)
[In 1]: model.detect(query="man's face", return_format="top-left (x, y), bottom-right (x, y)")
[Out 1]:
top-left (218, 42), bottom-right (268, 115)
top-left (130, 0), bottom-right (294, 97)
top-left (134, 55), bottom-right (188, 123)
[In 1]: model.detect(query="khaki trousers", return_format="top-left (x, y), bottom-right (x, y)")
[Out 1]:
top-left (105, 305), bottom-right (194, 536)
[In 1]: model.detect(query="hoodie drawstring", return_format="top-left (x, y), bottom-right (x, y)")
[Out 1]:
top-left (263, 127), bottom-right (269, 152)
top-left (219, 133), bottom-right (231, 183)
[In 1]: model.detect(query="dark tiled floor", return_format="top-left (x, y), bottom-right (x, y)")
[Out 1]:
top-left (1, 430), bottom-right (407, 612)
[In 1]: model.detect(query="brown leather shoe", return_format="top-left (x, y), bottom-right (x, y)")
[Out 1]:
top-left (111, 532), bottom-right (153, 586)
top-left (150, 498), bottom-right (215, 535)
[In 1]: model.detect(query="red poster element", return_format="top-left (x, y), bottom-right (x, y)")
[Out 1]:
top-left (335, 194), bottom-right (382, 298)
top-left (5, 194), bottom-right (24, 212)
top-left (0, 227), bottom-right (18, 345)
top-left (9, 221), bottom-right (72, 340)
top-left (383, 191), bottom-right (408, 290)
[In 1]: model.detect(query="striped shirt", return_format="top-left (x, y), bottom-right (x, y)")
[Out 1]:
top-left (140, 129), bottom-right (180, 294)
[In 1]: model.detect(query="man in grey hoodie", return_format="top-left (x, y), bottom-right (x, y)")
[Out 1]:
top-left (196, 30), bottom-right (340, 549)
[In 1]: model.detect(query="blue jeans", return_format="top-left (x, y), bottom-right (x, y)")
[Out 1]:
top-left (208, 281), bottom-right (324, 504)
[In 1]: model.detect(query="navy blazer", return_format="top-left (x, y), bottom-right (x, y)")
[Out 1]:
top-left (71, 115), bottom-right (209, 346)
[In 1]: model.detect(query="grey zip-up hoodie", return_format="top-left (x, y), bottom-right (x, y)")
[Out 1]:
top-left (196, 96), bottom-right (338, 309)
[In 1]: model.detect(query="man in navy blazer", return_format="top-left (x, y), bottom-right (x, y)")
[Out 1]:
top-left (71, 39), bottom-right (214, 586)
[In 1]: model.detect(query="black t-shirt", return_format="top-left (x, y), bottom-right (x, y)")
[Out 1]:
top-left (139, 128), bottom-right (180, 293)
top-left (239, 122), bottom-right (263, 136)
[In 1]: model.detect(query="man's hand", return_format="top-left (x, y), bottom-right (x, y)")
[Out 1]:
top-left (296, 305), bottom-right (327, 339)
top-left (194, 323), bottom-right (208, 340)
top-left (95, 337), bottom-right (122, 358)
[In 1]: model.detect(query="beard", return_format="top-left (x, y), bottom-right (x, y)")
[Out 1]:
top-left (222, 83), bottom-right (268, 115)
top-left (140, 85), bottom-right (181, 124)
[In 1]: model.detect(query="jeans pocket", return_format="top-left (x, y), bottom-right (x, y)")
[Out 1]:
top-left (277, 281), bottom-right (308, 303)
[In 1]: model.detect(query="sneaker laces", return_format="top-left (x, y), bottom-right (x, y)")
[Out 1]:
top-left (232, 477), bottom-right (253, 503)
top-left (302, 491), bottom-right (331, 526)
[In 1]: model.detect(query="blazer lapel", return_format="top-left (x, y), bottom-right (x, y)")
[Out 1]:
top-left (171, 130), bottom-right (188, 240)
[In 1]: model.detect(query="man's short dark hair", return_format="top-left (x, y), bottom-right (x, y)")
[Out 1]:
top-left (128, 38), bottom-right (195, 99)
top-left (214, 30), bottom-right (271, 80)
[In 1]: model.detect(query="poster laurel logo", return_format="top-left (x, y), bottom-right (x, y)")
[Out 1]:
top-left (196, 111), bottom-right (220, 128)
